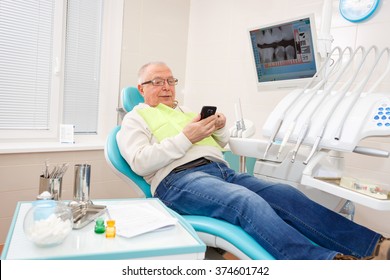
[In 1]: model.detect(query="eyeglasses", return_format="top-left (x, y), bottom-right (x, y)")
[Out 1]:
top-left (141, 77), bottom-right (178, 86)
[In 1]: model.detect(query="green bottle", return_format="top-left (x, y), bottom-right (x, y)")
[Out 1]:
top-left (94, 218), bottom-right (105, 234)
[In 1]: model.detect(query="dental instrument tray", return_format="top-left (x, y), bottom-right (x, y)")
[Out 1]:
top-left (314, 177), bottom-right (390, 200)
top-left (302, 175), bottom-right (390, 211)
top-left (69, 202), bottom-right (107, 229)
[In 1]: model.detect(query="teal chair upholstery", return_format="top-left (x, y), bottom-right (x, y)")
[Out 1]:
top-left (121, 86), bottom-right (145, 113)
top-left (104, 86), bottom-right (275, 260)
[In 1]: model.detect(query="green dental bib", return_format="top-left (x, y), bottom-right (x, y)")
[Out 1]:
top-left (137, 104), bottom-right (221, 148)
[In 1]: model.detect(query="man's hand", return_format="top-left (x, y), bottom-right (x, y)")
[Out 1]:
top-left (214, 113), bottom-right (226, 130)
top-left (183, 113), bottom-right (226, 144)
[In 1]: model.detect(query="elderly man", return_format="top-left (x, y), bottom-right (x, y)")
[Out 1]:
top-left (117, 61), bottom-right (389, 260)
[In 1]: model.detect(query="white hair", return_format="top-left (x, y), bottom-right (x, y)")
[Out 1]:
top-left (137, 61), bottom-right (168, 84)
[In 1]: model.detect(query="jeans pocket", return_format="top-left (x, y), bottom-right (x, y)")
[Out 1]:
top-left (154, 179), bottom-right (174, 208)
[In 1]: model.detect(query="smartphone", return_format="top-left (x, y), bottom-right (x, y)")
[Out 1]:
top-left (200, 106), bottom-right (217, 120)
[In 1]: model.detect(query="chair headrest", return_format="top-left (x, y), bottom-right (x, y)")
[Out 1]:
top-left (121, 86), bottom-right (144, 112)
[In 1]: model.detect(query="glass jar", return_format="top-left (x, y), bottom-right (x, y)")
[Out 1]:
top-left (23, 200), bottom-right (73, 247)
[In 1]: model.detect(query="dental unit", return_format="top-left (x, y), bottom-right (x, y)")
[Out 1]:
top-left (230, 45), bottom-right (390, 214)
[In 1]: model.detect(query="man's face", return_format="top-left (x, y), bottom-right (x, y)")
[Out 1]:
top-left (138, 64), bottom-right (176, 108)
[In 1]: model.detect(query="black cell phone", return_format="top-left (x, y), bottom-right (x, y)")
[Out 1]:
top-left (200, 106), bottom-right (217, 120)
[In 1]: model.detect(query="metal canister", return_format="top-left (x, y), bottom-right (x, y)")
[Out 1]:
top-left (73, 164), bottom-right (91, 202)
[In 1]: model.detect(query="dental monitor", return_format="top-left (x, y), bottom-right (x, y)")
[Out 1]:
top-left (249, 15), bottom-right (319, 90)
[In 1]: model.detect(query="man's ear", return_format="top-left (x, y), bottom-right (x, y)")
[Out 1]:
top-left (137, 84), bottom-right (144, 96)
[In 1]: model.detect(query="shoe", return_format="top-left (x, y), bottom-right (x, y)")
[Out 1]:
top-left (333, 253), bottom-right (358, 260)
top-left (333, 254), bottom-right (374, 260)
top-left (372, 236), bottom-right (390, 260)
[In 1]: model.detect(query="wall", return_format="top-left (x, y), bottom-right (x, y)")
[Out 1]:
top-left (119, 0), bottom-right (191, 103)
top-left (184, 0), bottom-right (390, 235)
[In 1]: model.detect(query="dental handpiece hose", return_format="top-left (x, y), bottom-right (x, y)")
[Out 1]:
top-left (263, 117), bottom-right (283, 159)
top-left (304, 125), bottom-right (326, 165)
top-left (291, 122), bottom-right (310, 162)
top-left (276, 121), bottom-right (295, 159)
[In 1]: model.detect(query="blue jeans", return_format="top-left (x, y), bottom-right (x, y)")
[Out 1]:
top-left (154, 161), bottom-right (380, 259)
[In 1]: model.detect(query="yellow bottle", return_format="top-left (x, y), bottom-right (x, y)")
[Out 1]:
top-left (105, 219), bottom-right (116, 238)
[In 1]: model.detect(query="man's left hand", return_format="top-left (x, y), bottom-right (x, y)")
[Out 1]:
top-left (215, 113), bottom-right (226, 130)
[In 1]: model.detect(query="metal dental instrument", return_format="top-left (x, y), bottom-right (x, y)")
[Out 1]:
top-left (263, 47), bottom-right (342, 160)
top-left (262, 117), bottom-right (282, 158)
top-left (233, 103), bottom-right (241, 137)
top-left (333, 46), bottom-right (390, 141)
top-left (234, 98), bottom-right (246, 137)
top-left (44, 159), bottom-right (50, 178)
top-left (55, 163), bottom-right (69, 179)
top-left (290, 46), bottom-right (358, 162)
top-left (353, 146), bottom-right (390, 158)
top-left (238, 98), bottom-right (246, 132)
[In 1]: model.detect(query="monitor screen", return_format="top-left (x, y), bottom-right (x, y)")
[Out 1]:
top-left (249, 15), bottom-right (318, 89)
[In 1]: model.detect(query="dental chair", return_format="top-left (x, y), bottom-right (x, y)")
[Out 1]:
top-left (104, 86), bottom-right (275, 260)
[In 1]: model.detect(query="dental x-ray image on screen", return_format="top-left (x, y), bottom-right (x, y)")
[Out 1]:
top-left (249, 15), bottom-right (318, 89)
